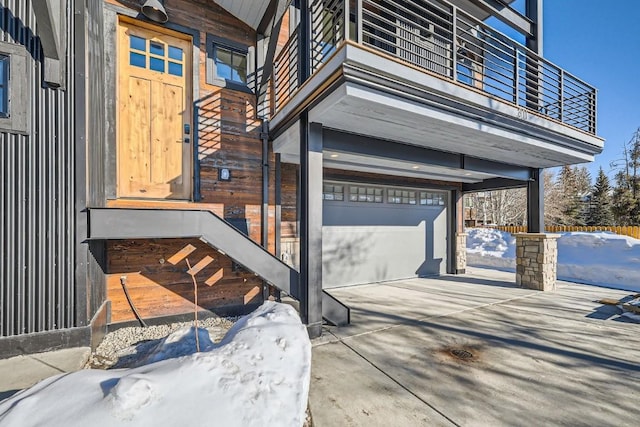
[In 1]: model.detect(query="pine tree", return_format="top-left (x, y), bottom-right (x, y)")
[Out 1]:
top-left (558, 165), bottom-right (582, 225)
top-left (574, 166), bottom-right (592, 225)
top-left (543, 170), bottom-right (564, 225)
top-left (611, 128), bottom-right (640, 225)
top-left (587, 167), bottom-right (613, 226)
top-left (612, 171), bottom-right (636, 225)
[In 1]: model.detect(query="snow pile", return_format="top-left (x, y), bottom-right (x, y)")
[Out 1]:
top-left (466, 227), bottom-right (516, 270)
top-left (466, 228), bottom-right (640, 292)
top-left (0, 302), bottom-right (311, 427)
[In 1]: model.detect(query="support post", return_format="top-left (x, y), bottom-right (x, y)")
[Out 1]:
top-left (525, 0), bottom-right (543, 55)
top-left (298, 0), bottom-right (311, 84)
top-left (524, 0), bottom-right (542, 112)
top-left (527, 168), bottom-right (544, 233)
top-left (274, 153), bottom-right (282, 302)
top-left (515, 233), bottom-right (559, 291)
top-left (261, 121), bottom-right (270, 301)
top-left (450, 189), bottom-right (466, 274)
top-left (299, 114), bottom-right (323, 338)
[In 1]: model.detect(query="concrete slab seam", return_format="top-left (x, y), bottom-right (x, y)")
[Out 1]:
top-left (339, 339), bottom-right (460, 427)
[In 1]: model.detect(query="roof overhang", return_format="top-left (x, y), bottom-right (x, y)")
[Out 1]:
top-left (215, 0), bottom-right (270, 29)
top-left (214, 0), bottom-right (283, 31)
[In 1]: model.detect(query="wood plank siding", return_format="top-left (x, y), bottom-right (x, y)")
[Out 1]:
top-left (106, 239), bottom-right (262, 323)
top-left (103, 0), bottom-right (276, 323)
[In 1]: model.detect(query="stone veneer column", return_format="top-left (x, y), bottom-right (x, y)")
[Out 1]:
top-left (455, 232), bottom-right (467, 274)
top-left (515, 233), bottom-right (560, 291)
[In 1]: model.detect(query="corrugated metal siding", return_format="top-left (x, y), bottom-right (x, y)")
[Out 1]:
top-left (0, 0), bottom-right (76, 336)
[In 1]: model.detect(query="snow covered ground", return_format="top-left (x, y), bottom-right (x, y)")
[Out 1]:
top-left (467, 228), bottom-right (640, 293)
top-left (0, 302), bottom-right (311, 427)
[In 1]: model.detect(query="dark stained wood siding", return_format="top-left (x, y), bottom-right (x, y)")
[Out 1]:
top-left (107, 239), bottom-right (262, 323)
top-left (104, 0), bottom-right (275, 323)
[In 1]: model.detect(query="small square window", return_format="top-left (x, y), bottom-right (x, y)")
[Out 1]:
top-left (215, 46), bottom-right (247, 84)
top-left (206, 34), bottom-right (251, 90)
top-left (323, 184), bottom-right (344, 201)
top-left (150, 57), bottom-right (165, 73)
top-left (149, 42), bottom-right (164, 57)
top-left (350, 186), bottom-right (383, 203)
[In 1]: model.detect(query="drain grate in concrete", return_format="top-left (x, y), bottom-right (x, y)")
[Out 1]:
top-left (450, 349), bottom-right (473, 360)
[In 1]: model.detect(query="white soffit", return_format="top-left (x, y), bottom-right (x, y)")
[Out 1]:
top-left (214, 0), bottom-right (272, 29)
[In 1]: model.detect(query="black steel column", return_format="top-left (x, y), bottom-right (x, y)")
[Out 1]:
top-left (296, 0), bottom-right (321, 336)
top-left (525, 0), bottom-right (543, 55)
top-left (274, 153), bottom-right (282, 302)
top-left (261, 121), bottom-right (270, 301)
top-left (527, 168), bottom-right (544, 233)
top-left (299, 115), bottom-right (323, 338)
top-left (298, 0), bottom-right (311, 83)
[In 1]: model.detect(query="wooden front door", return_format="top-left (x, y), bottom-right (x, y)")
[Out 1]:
top-left (117, 19), bottom-right (192, 199)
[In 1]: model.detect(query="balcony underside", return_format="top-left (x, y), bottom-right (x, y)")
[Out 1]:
top-left (271, 43), bottom-right (603, 176)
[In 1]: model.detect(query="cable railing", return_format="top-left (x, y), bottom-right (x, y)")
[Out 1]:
top-left (272, 0), bottom-right (597, 135)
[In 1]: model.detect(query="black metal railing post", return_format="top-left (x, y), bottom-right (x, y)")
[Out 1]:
top-left (559, 69), bottom-right (564, 123)
top-left (299, 0), bottom-right (311, 85)
top-left (356, 0), bottom-right (362, 43)
top-left (451, 5), bottom-right (457, 81)
top-left (344, 0), bottom-right (350, 42)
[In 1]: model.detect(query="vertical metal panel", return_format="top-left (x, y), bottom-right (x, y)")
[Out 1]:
top-left (84, 0), bottom-right (107, 320)
top-left (0, 0), bottom-right (81, 337)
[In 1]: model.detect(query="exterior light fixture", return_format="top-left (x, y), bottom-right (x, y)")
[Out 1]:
top-left (412, 165), bottom-right (420, 169)
top-left (141, 0), bottom-right (168, 23)
top-left (330, 154), bottom-right (339, 158)
top-left (219, 168), bottom-right (231, 181)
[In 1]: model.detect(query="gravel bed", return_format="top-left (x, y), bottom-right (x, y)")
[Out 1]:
top-left (87, 315), bottom-right (237, 369)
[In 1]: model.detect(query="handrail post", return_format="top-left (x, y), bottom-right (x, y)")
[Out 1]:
top-left (344, 0), bottom-right (349, 42)
top-left (357, 0), bottom-right (362, 43)
top-left (591, 89), bottom-right (597, 134)
top-left (513, 45), bottom-right (518, 104)
top-left (558, 69), bottom-right (564, 123)
top-left (451, 5), bottom-right (457, 81)
top-left (299, 0), bottom-right (311, 85)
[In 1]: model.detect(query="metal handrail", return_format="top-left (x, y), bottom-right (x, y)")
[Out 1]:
top-left (271, 0), bottom-right (597, 135)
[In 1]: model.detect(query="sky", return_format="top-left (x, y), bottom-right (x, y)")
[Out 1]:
top-left (541, 0), bottom-right (640, 179)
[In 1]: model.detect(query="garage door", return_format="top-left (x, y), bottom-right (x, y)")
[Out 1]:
top-left (322, 183), bottom-right (448, 288)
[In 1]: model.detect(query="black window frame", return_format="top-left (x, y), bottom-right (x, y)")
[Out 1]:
top-left (0, 55), bottom-right (9, 118)
top-left (205, 34), bottom-right (252, 93)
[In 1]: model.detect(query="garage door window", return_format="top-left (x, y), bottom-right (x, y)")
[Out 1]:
top-left (350, 186), bottom-right (383, 203)
top-left (420, 191), bottom-right (446, 206)
top-left (323, 184), bottom-right (344, 201)
top-left (388, 189), bottom-right (417, 205)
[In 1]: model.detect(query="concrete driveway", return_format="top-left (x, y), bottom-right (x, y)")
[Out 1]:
top-left (309, 267), bottom-right (640, 426)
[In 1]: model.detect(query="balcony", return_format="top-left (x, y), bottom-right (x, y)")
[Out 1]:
top-left (270, 0), bottom-right (602, 171)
